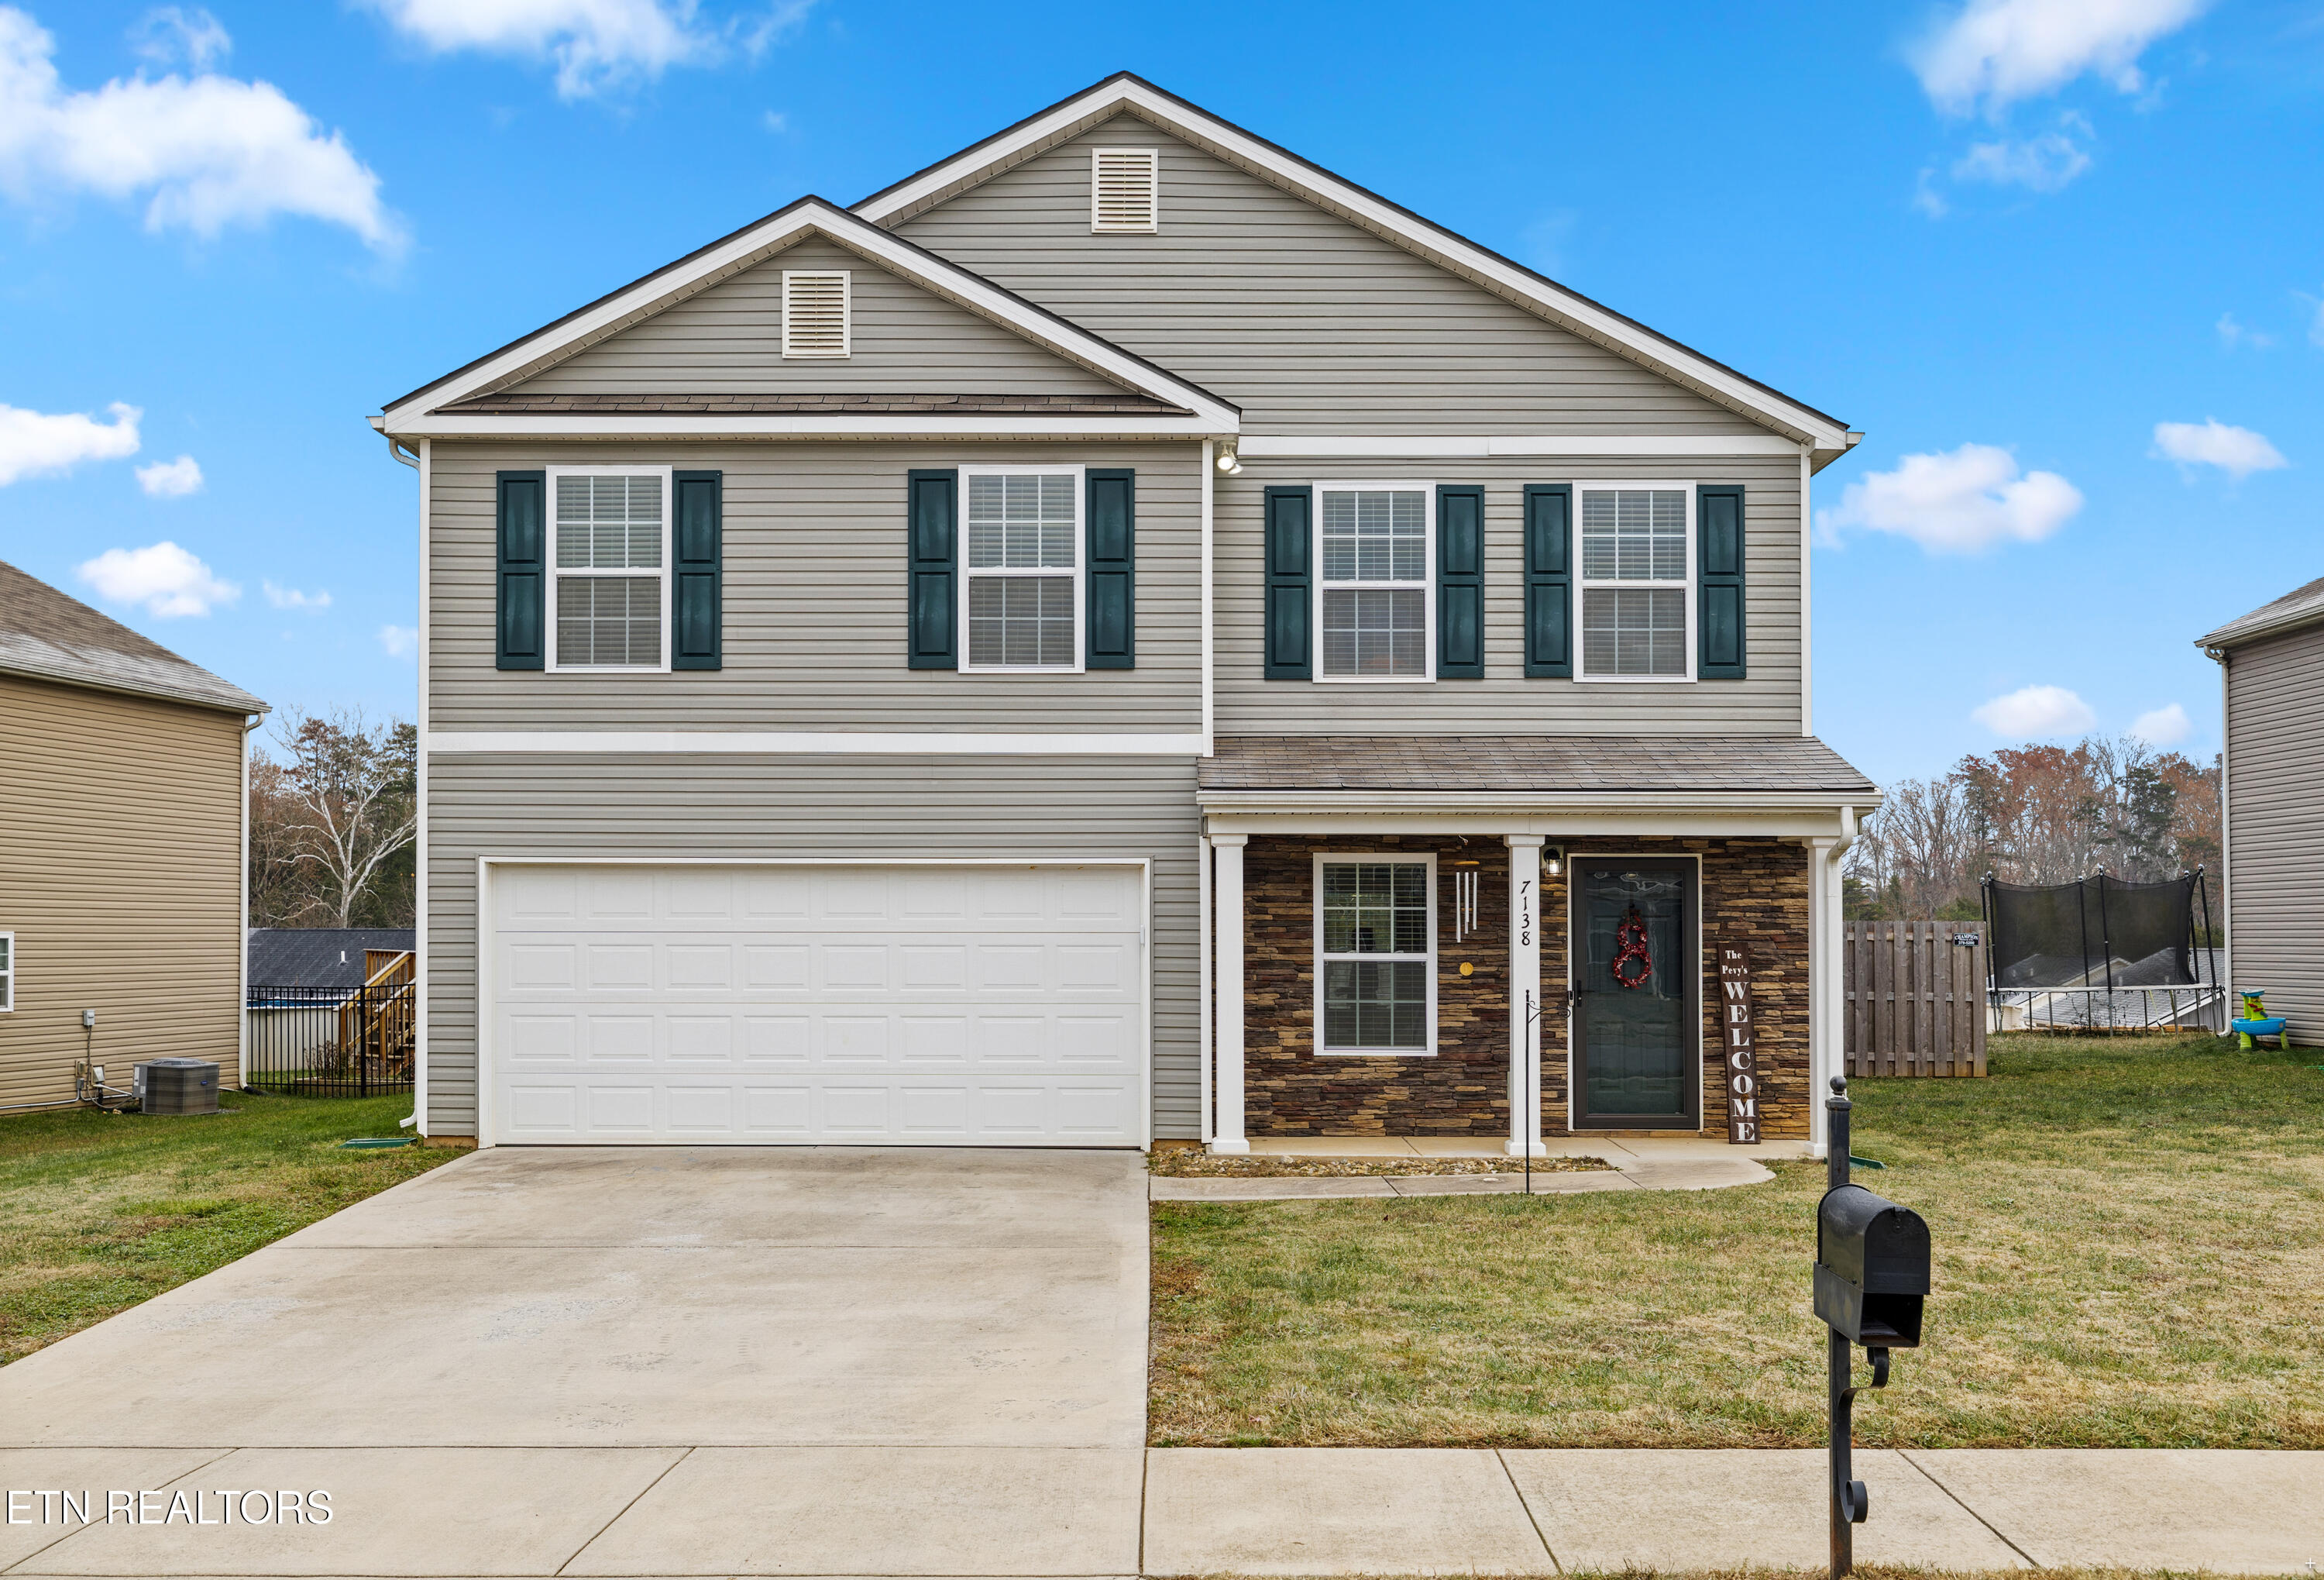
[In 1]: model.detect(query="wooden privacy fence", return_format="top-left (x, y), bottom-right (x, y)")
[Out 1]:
top-left (1844, 920), bottom-right (1988, 1076)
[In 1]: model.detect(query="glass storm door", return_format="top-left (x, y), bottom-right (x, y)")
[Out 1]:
top-left (1571, 859), bottom-right (1698, 1128)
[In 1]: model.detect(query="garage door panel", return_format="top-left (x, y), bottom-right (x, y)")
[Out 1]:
top-left (489, 864), bottom-right (1144, 1145)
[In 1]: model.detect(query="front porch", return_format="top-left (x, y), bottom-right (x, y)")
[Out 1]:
top-left (1194, 736), bottom-right (1879, 1160)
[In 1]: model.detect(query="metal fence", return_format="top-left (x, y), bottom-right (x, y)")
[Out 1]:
top-left (1988, 976), bottom-right (2227, 1034)
top-left (245, 970), bottom-right (415, 1096)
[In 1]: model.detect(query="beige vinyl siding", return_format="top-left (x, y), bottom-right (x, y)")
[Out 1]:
top-left (0, 673), bottom-right (246, 1109)
top-left (428, 440), bottom-right (1202, 733)
top-left (2224, 624), bottom-right (2324, 1038)
top-left (422, 754), bottom-right (1201, 1138)
top-left (1218, 454), bottom-right (1803, 735)
top-left (893, 116), bottom-right (1765, 438)
top-left (508, 237), bottom-right (1129, 398)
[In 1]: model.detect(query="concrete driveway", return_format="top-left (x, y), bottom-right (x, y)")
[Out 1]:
top-left (0, 1146), bottom-right (1149, 1576)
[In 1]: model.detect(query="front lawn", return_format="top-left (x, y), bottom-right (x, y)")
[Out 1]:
top-left (0, 1093), bottom-right (458, 1363)
top-left (1151, 1032), bottom-right (2324, 1448)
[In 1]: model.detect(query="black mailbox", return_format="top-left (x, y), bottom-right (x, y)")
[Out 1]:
top-left (1814, 1182), bottom-right (1930, 1348)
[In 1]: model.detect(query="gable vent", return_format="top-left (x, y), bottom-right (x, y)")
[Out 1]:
top-left (782, 270), bottom-right (851, 358)
top-left (1091, 148), bottom-right (1159, 233)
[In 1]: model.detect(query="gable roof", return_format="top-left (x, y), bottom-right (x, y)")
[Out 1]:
top-left (2197, 573), bottom-right (2324, 652)
top-left (0, 558), bottom-right (265, 715)
top-left (854, 74), bottom-right (1858, 469)
top-left (377, 196), bottom-right (1238, 439)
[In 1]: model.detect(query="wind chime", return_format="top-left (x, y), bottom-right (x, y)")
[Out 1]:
top-left (1612, 903), bottom-right (1655, 989)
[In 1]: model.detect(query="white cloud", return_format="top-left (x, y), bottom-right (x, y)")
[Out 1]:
top-left (0, 399), bottom-right (140, 484)
top-left (1817, 442), bottom-right (2083, 553)
top-left (0, 5), bottom-right (401, 250)
top-left (1974, 683), bottom-right (2097, 738)
top-left (77, 539), bottom-right (237, 616)
top-left (1951, 122), bottom-right (2092, 191)
top-left (263, 580), bottom-right (330, 610)
top-left (132, 6), bottom-right (229, 71)
top-left (134, 453), bottom-right (201, 496)
top-left (760, 108), bottom-right (786, 133)
top-left (364, 0), bottom-right (712, 98)
top-left (2306, 292), bottom-right (2324, 351)
top-left (2152, 418), bottom-right (2287, 480)
top-left (1912, 0), bottom-right (2209, 117)
top-left (379, 623), bottom-right (419, 659)
top-left (1912, 167), bottom-right (1950, 219)
top-left (2130, 703), bottom-right (2192, 746)
top-left (2216, 312), bottom-right (2274, 352)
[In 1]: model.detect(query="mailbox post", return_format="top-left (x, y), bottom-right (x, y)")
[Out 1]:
top-left (1816, 1076), bottom-right (1931, 1580)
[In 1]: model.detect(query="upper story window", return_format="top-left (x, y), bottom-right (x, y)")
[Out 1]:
top-left (961, 465), bottom-right (1082, 672)
top-left (1317, 484), bottom-right (1432, 682)
top-left (1091, 148), bottom-right (1159, 232)
top-left (782, 270), bottom-right (850, 358)
top-left (1578, 484), bottom-right (1693, 682)
top-left (550, 467), bottom-right (669, 672)
top-left (1315, 856), bottom-right (1434, 1055)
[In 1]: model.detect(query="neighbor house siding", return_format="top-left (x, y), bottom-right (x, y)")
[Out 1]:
top-left (423, 754), bottom-right (1200, 1138)
top-left (505, 236), bottom-right (1131, 398)
top-left (427, 440), bottom-right (1204, 734)
top-left (0, 673), bottom-right (246, 1109)
top-left (2224, 623), bottom-right (2324, 1039)
top-left (892, 115), bottom-right (1767, 438)
top-left (1216, 453), bottom-right (1803, 735)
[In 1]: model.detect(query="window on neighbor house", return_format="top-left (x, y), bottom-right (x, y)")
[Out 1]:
top-left (1316, 859), bottom-right (1433, 1053)
top-left (1317, 485), bottom-right (1432, 680)
top-left (1578, 485), bottom-right (1693, 680)
top-left (0, 932), bottom-right (12, 1011)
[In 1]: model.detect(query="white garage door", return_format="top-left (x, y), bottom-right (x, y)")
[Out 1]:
top-left (485, 863), bottom-right (1146, 1145)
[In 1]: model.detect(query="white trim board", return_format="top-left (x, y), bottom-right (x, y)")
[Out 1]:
top-left (379, 198), bottom-right (1239, 434)
top-left (428, 731), bottom-right (1207, 756)
top-left (386, 415), bottom-right (1228, 440)
top-left (851, 76), bottom-right (1856, 463)
top-left (1239, 435), bottom-right (1805, 460)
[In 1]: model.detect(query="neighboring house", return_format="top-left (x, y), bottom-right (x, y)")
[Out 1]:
top-left (2199, 575), bottom-right (2323, 1043)
top-left (247, 928), bottom-right (419, 991)
top-left (0, 559), bottom-right (266, 1113)
top-left (374, 74), bottom-right (1875, 1154)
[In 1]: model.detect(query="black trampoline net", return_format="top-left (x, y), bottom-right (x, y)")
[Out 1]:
top-left (1986, 875), bottom-right (2203, 988)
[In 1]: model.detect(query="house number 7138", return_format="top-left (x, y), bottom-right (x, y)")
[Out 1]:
top-left (1517, 877), bottom-right (1532, 946)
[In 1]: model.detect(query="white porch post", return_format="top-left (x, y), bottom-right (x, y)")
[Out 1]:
top-left (1807, 833), bottom-right (1841, 1159)
top-left (1504, 835), bottom-right (1545, 1158)
top-left (1210, 835), bottom-right (1250, 1155)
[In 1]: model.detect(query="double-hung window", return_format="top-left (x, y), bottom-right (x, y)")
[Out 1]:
top-left (0, 932), bottom-right (12, 1012)
top-left (1577, 483), bottom-right (1693, 681)
top-left (1315, 484), bottom-right (1433, 680)
top-left (549, 466), bottom-right (670, 671)
top-left (1315, 856), bottom-right (1434, 1054)
top-left (961, 465), bottom-right (1082, 672)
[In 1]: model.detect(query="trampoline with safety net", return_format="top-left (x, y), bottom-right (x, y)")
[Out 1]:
top-left (1981, 869), bottom-right (2222, 1031)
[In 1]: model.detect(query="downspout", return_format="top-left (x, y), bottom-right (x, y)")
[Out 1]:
top-left (411, 437), bottom-right (430, 1136)
top-left (2211, 645), bottom-right (2232, 1009)
top-left (1810, 806), bottom-right (1858, 1159)
top-left (239, 710), bottom-right (266, 1092)
top-left (1198, 833), bottom-right (1212, 1145)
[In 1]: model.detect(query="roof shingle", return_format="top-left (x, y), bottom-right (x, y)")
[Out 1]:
top-left (1197, 735), bottom-right (1878, 796)
top-left (433, 391), bottom-right (1191, 417)
top-left (0, 559), bottom-right (265, 714)
top-left (2197, 573), bottom-right (2324, 650)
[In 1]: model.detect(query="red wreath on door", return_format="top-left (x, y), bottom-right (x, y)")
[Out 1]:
top-left (1611, 904), bottom-right (1654, 989)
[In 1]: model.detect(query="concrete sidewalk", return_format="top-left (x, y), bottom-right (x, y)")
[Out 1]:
top-left (3, 1445), bottom-right (2315, 1575)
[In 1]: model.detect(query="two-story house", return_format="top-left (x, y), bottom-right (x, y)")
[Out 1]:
top-left (373, 75), bottom-right (1875, 1157)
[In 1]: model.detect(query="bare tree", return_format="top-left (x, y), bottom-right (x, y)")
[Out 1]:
top-left (260, 708), bottom-right (418, 928)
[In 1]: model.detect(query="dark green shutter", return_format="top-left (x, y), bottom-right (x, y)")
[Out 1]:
top-left (495, 470), bottom-right (545, 671)
top-left (1436, 484), bottom-right (1484, 679)
top-left (671, 470), bottom-right (722, 670)
top-left (1263, 486), bottom-right (1312, 680)
top-left (1085, 468), bottom-right (1134, 669)
top-left (1522, 483), bottom-right (1572, 678)
top-left (1697, 483), bottom-right (1746, 680)
top-left (906, 469), bottom-right (958, 669)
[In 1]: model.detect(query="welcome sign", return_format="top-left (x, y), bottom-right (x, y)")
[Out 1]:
top-left (1717, 943), bottom-right (1758, 1144)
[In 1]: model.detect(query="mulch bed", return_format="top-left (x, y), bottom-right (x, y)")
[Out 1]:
top-left (1148, 1151), bottom-right (1614, 1178)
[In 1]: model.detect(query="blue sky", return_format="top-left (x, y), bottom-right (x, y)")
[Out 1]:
top-left (2, 0), bottom-right (2316, 785)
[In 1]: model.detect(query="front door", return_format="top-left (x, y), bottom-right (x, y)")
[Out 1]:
top-left (1570, 859), bottom-right (1699, 1129)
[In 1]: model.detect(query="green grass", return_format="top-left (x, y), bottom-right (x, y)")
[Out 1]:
top-left (1151, 1031), bottom-right (2324, 1449)
top-left (0, 1092), bottom-right (458, 1364)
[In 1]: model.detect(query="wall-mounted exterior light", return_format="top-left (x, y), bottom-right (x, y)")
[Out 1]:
top-left (1542, 846), bottom-right (1564, 879)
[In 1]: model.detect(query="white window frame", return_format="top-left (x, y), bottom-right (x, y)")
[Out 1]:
top-left (1312, 852), bottom-right (1437, 1057)
top-left (957, 463), bottom-right (1087, 675)
top-left (1573, 478), bottom-right (1697, 684)
top-left (0, 931), bottom-right (12, 1013)
top-left (545, 464), bottom-right (673, 675)
top-left (1090, 146), bottom-right (1160, 233)
top-left (1311, 479), bottom-right (1435, 684)
top-left (781, 269), bottom-right (851, 359)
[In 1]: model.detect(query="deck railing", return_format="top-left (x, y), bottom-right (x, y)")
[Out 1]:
top-left (245, 952), bottom-right (416, 1096)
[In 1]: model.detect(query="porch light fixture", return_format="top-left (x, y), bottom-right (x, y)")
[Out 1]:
top-left (1542, 846), bottom-right (1564, 879)
top-left (1215, 439), bottom-right (1242, 476)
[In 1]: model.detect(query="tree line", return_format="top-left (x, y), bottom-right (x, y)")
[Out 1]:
top-left (1844, 734), bottom-right (2221, 921)
top-left (249, 709), bottom-right (418, 929)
